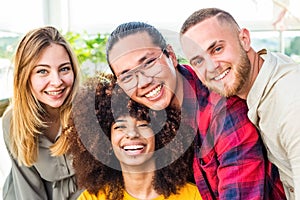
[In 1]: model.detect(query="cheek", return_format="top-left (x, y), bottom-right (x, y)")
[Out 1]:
top-left (225, 47), bottom-right (242, 64)
top-left (143, 131), bottom-right (155, 151)
top-left (124, 89), bottom-right (137, 101)
top-left (142, 130), bottom-right (155, 140)
top-left (111, 132), bottom-right (122, 147)
top-left (30, 74), bottom-right (38, 88)
top-left (30, 76), bottom-right (47, 92)
top-left (161, 64), bottom-right (177, 88)
top-left (149, 137), bottom-right (155, 151)
top-left (64, 73), bottom-right (75, 86)
top-left (159, 57), bottom-right (176, 78)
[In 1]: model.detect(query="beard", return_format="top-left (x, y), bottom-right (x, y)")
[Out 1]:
top-left (225, 48), bottom-right (251, 97)
top-left (205, 46), bottom-right (251, 98)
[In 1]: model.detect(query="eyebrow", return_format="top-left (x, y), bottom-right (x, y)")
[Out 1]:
top-left (207, 40), bottom-right (218, 52)
top-left (189, 40), bottom-right (220, 64)
top-left (35, 62), bottom-right (71, 68)
top-left (114, 119), bottom-right (127, 123)
top-left (119, 53), bottom-right (152, 76)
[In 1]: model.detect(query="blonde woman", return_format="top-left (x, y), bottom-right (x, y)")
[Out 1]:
top-left (2, 26), bottom-right (81, 200)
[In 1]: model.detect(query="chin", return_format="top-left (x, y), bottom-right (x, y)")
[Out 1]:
top-left (148, 102), bottom-right (168, 111)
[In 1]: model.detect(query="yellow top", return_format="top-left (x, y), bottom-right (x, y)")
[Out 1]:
top-left (77, 182), bottom-right (202, 200)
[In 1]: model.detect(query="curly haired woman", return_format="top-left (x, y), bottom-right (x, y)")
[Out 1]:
top-left (66, 76), bottom-right (202, 200)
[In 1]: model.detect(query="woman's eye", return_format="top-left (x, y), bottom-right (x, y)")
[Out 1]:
top-left (138, 122), bottom-right (151, 128)
top-left (37, 69), bottom-right (48, 74)
top-left (60, 66), bottom-right (72, 72)
top-left (114, 125), bottom-right (126, 130)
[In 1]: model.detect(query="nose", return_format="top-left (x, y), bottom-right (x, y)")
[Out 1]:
top-left (206, 55), bottom-right (218, 72)
top-left (126, 127), bottom-right (140, 139)
top-left (50, 72), bottom-right (63, 86)
top-left (136, 71), bottom-right (153, 89)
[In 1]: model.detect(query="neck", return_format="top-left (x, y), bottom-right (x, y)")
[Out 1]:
top-left (45, 105), bottom-right (60, 120)
top-left (121, 158), bottom-right (158, 199)
top-left (170, 70), bottom-right (183, 109)
top-left (44, 106), bottom-right (61, 142)
top-left (123, 171), bottom-right (159, 199)
top-left (238, 48), bottom-right (264, 99)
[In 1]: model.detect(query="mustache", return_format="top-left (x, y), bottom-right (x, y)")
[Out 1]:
top-left (206, 64), bottom-right (231, 80)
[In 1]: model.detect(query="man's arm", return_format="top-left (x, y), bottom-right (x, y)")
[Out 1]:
top-left (281, 100), bottom-right (300, 199)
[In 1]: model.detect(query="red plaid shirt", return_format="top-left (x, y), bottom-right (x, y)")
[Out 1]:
top-left (179, 64), bottom-right (286, 200)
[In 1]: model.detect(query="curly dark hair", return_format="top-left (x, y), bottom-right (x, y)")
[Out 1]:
top-left (66, 73), bottom-right (195, 200)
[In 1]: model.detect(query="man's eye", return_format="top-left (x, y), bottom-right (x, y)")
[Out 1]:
top-left (120, 74), bottom-right (133, 83)
top-left (143, 58), bottom-right (156, 68)
top-left (214, 46), bottom-right (222, 53)
top-left (192, 58), bottom-right (203, 67)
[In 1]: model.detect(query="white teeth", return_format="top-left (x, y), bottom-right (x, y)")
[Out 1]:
top-left (123, 145), bottom-right (144, 151)
top-left (214, 69), bottom-right (230, 81)
top-left (145, 85), bottom-right (162, 98)
top-left (47, 90), bottom-right (62, 95)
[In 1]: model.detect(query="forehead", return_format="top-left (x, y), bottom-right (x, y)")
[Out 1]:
top-left (109, 32), bottom-right (158, 63)
top-left (181, 16), bottom-right (235, 59)
top-left (37, 44), bottom-right (69, 63)
top-left (114, 115), bottom-right (146, 124)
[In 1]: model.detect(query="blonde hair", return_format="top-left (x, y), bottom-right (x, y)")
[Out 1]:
top-left (10, 26), bottom-right (80, 166)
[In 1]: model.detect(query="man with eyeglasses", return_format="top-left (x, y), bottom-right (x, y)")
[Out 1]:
top-left (116, 48), bottom-right (165, 93)
top-left (104, 21), bottom-right (286, 199)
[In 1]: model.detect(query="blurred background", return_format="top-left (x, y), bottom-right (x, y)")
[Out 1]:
top-left (0, 0), bottom-right (300, 198)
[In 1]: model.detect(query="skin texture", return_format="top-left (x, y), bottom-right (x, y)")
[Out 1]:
top-left (2, 26), bottom-right (81, 200)
top-left (181, 16), bottom-right (253, 98)
top-left (66, 77), bottom-right (195, 199)
top-left (180, 8), bottom-right (297, 198)
top-left (30, 44), bottom-right (74, 111)
top-left (109, 32), bottom-right (182, 111)
top-left (111, 115), bottom-right (155, 172)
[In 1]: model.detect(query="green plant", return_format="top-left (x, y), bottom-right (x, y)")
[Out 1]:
top-left (65, 31), bottom-right (108, 64)
top-left (285, 36), bottom-right (300, 56)
top-left (64, 31), bottom-right (110, 80)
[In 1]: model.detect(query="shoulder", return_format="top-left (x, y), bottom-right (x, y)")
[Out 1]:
top-left (178, 64), bottom-right (210, 101)
top-left (177, 64), bottom-right (196, 78)
top-left (262, 53), bottom-right (300, 106)
top-left (177, 64), bottom-right (206, 90)
top-left (179, 182), bottom-right (199, 192)
top-left (175, 182), bottom-right (202, 199)
top-left (77, 189), bottom-right (104, 200)
top-left (222, 96), bottom-right (248, 114)
top-left (2, 106), bottom-right (12, 127)
top-left (2, 106), bottom-right (12, 140)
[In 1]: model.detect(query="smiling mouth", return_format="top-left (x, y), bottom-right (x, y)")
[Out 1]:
top-left (123, 145), bottom-right (145, 151)
top-left (213, 69), bottom-right (230, 81)
top-left (145, 85), bottom-right (162, 98)
top-left (45, 89), bottom-right (64, 96)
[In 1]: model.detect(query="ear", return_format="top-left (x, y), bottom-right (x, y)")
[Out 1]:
top-left (165, 44), bottom-right (178, 67)
top-left (239, 28), bottom-right (251, 51)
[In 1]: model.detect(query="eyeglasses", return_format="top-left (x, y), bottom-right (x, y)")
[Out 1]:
top-left (116, 49), bottom-right (165, 92)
